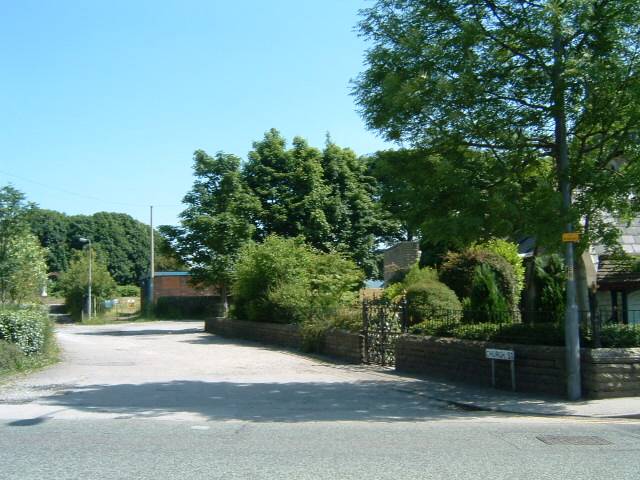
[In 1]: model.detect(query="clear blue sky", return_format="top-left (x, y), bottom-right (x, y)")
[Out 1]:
top-left (0, 0), bottom-right (390, 227)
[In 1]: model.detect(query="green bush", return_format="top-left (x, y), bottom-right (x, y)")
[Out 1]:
top-left (472, 239), bottom-right (525, 294)
top-left (410, 319), bottom-right (456, 336)
top-left (0, 340), bottom-right (25, 372)
top-left (155, 296), bottom-right (222, 319)
top-left (534, 255), bottom-right (565, 322)
top-left (232, 236), bottom-right (363, 324)
top-left (599, 324), bottom-right (640, 348)
top-left (383, 263), bottom-right (440, 302)
top-left (440, 248), bottom-right (519, 315)
top-left (0, 306), bottom-right (50, 355)
top-left (464, 264), bottom-right (511, 323)
top-left (405, 280), bottom-right (462, 324)
top-left (116, 285), bottom-right (140, 297)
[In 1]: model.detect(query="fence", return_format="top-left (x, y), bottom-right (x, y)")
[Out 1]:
top-left (362, 297), bottom-right (640, 349)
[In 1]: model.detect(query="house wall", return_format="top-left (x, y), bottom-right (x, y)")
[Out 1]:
top-left (383, 241), bottom-right (421, 283)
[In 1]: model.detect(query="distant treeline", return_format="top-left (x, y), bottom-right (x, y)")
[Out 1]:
top-left (28, 209), bottom-right (180, 285)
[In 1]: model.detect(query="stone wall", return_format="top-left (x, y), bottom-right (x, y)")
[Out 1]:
top-left (383, 241), bottom-right (421, 283)
top-left (321, 329), bottom-right (363, 364)
top-left (205, 318), bottom-right (302, 349)
top-left (396, 335), bottom-right (640, 398)
top-left (396, 335), bottom-right (567, 395)
top-left (204, 318), bottom-right (363, 364)
top-left (582, 348), bottom-right (640, 399)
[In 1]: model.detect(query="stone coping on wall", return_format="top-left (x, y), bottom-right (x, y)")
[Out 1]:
top-left (204, 317), bottom-right (363, 364)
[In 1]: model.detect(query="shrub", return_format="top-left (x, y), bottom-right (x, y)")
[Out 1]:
top-left (410, 319), bottom-right (456, 336)
top-left (0, 340), bottom-right (25, 372)
top-left (599, 324), bottom-right (640, 348)
top-left (534, 255), bottom-right (565, 322)
top-left (440, 248), bottom-right (519, 314)
top-left (232, 235), bottom-right (363, 324)
top-left (405, 280), bottom-right (462, 324)
top-left (116, 285), bottom-right (140, 297)
top-left (155, 296), bottom-right (222, 319)
top-left (0, 306), bottom-right (50, 355)
top-left (472, 239), bottom-right (525, 294)
top-left (383, 263), bottom-right (440, 302)
top-left (464, 264), bottom-right (511, 323)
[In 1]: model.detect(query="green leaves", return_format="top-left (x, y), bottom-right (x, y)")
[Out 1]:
top-left (0, 186), bottom-right (47, 304)
top-left (356, 0), bottom-right (640, 252)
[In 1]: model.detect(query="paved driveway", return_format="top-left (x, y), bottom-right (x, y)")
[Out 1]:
top-left (0, 321), bottom-right (449, 422)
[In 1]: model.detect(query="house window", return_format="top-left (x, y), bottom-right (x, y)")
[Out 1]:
top-left (610, 290), bottom-right (629, 324)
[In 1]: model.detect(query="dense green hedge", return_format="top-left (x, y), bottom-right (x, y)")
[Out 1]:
top-left (0, 340), bottom-right (25, 372)
top-left (440, 249), bottom-right (520, 315)
top-left (0, 306), bottom-right (50, 355)
top-left (405, 281), bottom-right (462, 325)
top-left (409, 320), bottom-right (640, 348)
top-left (410, 321), bottom-right (567, 346)
top-left (155, 296), bottom-right (222, 319)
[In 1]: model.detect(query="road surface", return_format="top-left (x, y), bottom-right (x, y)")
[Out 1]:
top-left (1, 321), bottom-right (639, 479)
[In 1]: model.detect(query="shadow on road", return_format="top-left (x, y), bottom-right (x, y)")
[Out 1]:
top-left (17, 378), bottom-right (572, 423)
top-left (77, 328), bottom-right (203, 337)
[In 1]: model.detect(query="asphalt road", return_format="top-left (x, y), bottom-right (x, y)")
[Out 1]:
top-left (1, 321), bottom-right (639, 479)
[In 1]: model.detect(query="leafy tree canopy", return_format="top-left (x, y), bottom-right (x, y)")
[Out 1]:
top-left (0, 186), bottom-right (47, 304)
top-left (355, 0), bottom-right (640, 251)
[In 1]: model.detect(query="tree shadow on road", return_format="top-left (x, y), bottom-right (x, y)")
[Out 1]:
top-left (76, 328), bottom-right (203, 337)
top-left (22, 379), bottom-right (465, 422)
top-left (23, 377), bottom-right (573, 423)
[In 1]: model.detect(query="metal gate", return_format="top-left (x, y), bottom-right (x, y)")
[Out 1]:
top-left (362, 298), bottom-right (408, 366)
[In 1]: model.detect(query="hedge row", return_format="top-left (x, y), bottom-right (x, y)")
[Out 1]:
top-left (0, 306), bottom-right (51, 356)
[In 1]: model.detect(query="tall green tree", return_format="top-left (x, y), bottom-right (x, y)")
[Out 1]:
top-left (164, 150), bottom-right (260, 313)
top-left (355, 0), bottom-right (640, 251)
top-left (58, 250), bottom-right (117, 318)
top-left (322, 140), bottom-right (397, 276)
top-left (243, 129), bottom-right (332, 245)
top-left (0, 186), bottom-right (47, 304)
top-left (243, 129), bottom-right (393, 277)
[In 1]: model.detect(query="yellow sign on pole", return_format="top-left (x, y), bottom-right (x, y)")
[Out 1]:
top-left (562, 232), bottom-right (580, 243)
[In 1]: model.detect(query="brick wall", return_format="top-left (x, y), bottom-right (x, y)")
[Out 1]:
top-left (204, 318), bottom-right (363, 363)
top-left (383, 241), bottom-right (421, 283)
top-left (396, 335), bottom-right (640, 398)
top-left (153, 275), bottom-right (219, 304)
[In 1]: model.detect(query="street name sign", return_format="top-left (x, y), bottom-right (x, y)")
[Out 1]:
top-left (485, 348), bottom-right (514, 361)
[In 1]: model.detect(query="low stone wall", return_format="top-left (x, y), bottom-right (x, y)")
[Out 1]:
top-left (396, 335), bottom-right (640, 398)
top-left (396, 335), bottom-right (566, 396)
top-left (582, 348), bottom-right (640, 399)
top-left (205, 317), bottom-right (302, 349)
top-left (321, 329), bottom-right (363, 364)
top-left (204, 317), bottom-right (363, 364)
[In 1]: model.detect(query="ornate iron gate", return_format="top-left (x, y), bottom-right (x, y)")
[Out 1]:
top-left (362, 298), bottom-right (408, 366)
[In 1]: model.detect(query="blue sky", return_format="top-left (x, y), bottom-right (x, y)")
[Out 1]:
top-left (0, 0), bottom-right (391, 227)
